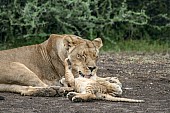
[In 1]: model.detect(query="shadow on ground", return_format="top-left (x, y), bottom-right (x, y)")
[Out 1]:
top-left (0, 53), bottom-right (170, 113)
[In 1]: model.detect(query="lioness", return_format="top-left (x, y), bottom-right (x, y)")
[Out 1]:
top-left (0, 34), bottom-right (103, 96)
top-left (64, 58), bottom-right (144, 103)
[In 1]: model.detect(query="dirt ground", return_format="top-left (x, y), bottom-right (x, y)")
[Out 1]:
top-left (0, 52), bottom-right (170, 113)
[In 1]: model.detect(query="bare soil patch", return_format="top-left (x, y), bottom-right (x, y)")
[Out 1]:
top-left (0, 52), bottom-right (170, 113)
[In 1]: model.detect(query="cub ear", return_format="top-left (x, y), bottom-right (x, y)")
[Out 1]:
top-left (92, 38), bottom-right (103, 49)
top-left (63, 35), bottom-right (83, 52)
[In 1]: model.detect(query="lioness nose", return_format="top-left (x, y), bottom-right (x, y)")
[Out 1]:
top-left (88, 66), bottom-right (96, 72)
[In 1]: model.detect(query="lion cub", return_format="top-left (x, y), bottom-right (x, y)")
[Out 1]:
top-left (62, 58), bottom-right (144, 103)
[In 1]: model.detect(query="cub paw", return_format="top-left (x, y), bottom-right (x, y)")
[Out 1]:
top-left (59, 78), bottom-right (68, 87)
top-left (67, 92), bottom-right (77, 101)
top-left (72, 96), bottom-right (84, 102)
top-left (64, 58), bottom-right (72, 69)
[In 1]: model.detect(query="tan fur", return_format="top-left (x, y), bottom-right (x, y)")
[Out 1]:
top-left (64, 58), bottom-right (144, 103)
top-left (0, 34), bottom-right (102, 96)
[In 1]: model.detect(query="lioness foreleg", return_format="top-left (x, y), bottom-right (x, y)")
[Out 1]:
top-left (0, 84), bottom-right (60, 96)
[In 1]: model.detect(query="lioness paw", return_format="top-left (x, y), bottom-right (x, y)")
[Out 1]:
top-left (57, 87), bottom-right (74, 96)
top-left (33, 87), bottom-right (57, 97)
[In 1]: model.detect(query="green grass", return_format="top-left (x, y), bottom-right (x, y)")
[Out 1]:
top-left (102, 39), bottom-right (170, 53)
top-left (0, 39), bottom-right (170, 53)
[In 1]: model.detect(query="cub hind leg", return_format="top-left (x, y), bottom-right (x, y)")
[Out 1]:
top-left (67, 92), bottom-right (96, 102)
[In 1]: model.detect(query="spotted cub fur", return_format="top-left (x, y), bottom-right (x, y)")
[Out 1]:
top-left (62, 58), bottom-right (144, 103)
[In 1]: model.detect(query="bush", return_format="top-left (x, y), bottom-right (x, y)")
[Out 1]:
top-left (0, 0), bottom-right (169, 50)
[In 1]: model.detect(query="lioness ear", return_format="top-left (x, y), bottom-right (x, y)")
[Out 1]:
top-left (92, 38), bottom-right (103, 49)
top-left (46, 34), bottom-right (58, 53)
top-left (63, 35), bottom-right (83, 52)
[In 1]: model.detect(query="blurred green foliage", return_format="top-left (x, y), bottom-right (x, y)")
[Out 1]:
top-left (0, 0), bottom-right (169, 51)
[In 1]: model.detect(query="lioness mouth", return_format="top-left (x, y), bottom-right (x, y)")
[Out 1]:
top-left (79, 71), bottom-right (92, 78)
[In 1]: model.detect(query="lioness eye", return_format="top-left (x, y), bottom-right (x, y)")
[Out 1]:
top-left (77, 54), bottom-right (81, 58)
top-left (82, 54), bottom-right (86, 57)
top-left (96, 55), bottom-right (99, 58)
top-left (93, 54), bottom-right (98, 59)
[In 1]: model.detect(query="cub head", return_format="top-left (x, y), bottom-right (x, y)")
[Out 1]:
top-left (63, 35), bottom-right (103, 78)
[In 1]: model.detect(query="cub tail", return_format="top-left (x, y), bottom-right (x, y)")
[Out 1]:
top-left (101, 94), bottom-right (144, 103)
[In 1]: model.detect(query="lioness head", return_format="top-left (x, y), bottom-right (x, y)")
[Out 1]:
top-left (63, 35), bottom-right (103, 78)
